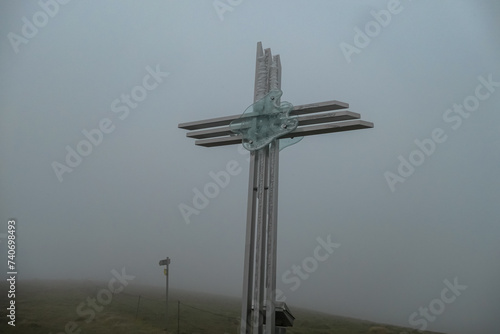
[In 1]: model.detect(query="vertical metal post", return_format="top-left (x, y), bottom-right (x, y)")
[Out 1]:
top-left (135, 295), bottom-right (141, 319)
top-left (265, 139), bottom-right (279, 334)
top-left (241, 42), bottom-right (267, 334)
top-left (177, 300), bottom-right (180, 334)
top-left (241, 43), bottom-right (280, 334)
top-left (255, 47), bottom-right (272, 334)
top-left (159, 257), bottom-right (171, 331)
top-left (252, 145), bottom-right (269, 334)
top-left (165, 257), bottom-right (171, 331)
top-left (265, 54), bottom-right (281, 334)
top-left (241, 150), bottom-right (257, 334)
top-left (166, 260), bottom-right (169, 330)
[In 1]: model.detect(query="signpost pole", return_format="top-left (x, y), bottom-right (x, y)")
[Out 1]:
top-left (159, 257), bottom-right (171, 332)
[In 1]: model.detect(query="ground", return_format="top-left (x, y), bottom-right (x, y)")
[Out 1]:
top-left (0, 280), bottom-right (446, 334)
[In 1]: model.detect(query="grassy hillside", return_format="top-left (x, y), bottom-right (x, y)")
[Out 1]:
top-left (0, 280), bottom-right (446, 334)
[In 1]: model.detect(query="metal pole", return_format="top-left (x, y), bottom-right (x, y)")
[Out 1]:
top-left (135, 295), bottom-right (141, 319)
top-left (241, 42), bottom-right (267, 334)
top-left (166, 258), bottom-right (169, 332)
top-left (252, 46), bottom-right (272, 334)
top-left (265, 139), bottom-right (279, 334)
top-left (241, 150), bottom-right (257, 334)
top-left (159, 257), bottom-right (171, 331)
top-left (265, 54), bottom-right (281, 334)
top-left (242, 43), bottom-right (281, 334)
top-left (252, 145), bottom-right (269, 334)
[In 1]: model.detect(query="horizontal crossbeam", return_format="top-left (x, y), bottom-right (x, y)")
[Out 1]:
top-left (178, 100), bottom-right (349, 130)
top-left (186, 111), bottom-right (361, 139)
top-left (193, 120), bottom-right (373, 147)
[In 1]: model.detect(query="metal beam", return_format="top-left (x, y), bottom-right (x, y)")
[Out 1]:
top-left (194, 120), bottom-right (373, 147)
top-left (297, 110), bottom-right (360, 126)
top-left (178, 100), bottom-right (349, 130)
top-left (286, 119), bottom-right (373, 137)
top-left (185, 111), bottom-right (361, 139)
top-left (290, 100), bottom-right (349, 116)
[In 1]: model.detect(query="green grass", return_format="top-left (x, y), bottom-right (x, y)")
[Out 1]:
top-left (0, 280), bottom-right (446, 334)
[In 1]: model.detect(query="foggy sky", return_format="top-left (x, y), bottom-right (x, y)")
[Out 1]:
top-left (1, 1), bottom-right (499, 333)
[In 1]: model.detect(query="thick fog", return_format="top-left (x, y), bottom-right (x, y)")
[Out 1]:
top-left (1, 1), bottom-right (499, 333)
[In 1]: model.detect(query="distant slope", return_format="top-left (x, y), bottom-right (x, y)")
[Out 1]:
top-left (0, 280), bottom-right (446, 334)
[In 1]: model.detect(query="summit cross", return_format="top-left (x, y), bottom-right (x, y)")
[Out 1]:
top-left (178, 42), bottom-right (373, 334)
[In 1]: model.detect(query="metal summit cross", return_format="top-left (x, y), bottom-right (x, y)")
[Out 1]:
top-left (178, 42), bottom-right (373, 334)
